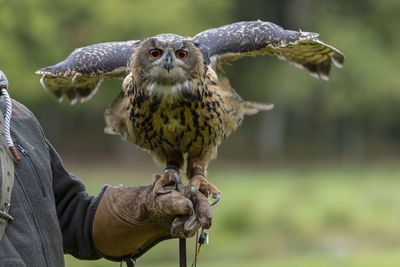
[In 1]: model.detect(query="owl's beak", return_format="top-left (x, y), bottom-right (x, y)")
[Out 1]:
top-left (163, 55), bottom-right (173, 73)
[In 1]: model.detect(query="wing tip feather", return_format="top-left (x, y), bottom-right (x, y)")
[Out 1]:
top-left (332, 53), bottom-right (345, 68)
top-left (36, 68), bottom-right (55, 76)
top-left (78, 79), bottom-right (103, 103)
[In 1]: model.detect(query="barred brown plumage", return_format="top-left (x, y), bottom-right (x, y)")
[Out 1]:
top-left (36, 20), bottom-right (344, 202)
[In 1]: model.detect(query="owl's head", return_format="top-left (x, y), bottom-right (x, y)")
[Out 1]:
top-left (130, 34), bottom-right (208, 91)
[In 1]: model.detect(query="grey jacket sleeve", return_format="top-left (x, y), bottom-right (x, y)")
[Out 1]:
top-left (47, 140), bottom-right (106, 260)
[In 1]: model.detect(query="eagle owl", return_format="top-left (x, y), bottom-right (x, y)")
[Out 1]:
top-left (37, 21), bottom-right (344, 205)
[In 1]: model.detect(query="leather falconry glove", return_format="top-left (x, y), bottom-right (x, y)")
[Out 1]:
top-left (92, 172), bottom-right (212, 263)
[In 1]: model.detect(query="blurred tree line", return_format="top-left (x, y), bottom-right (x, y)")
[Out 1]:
top-left (0, 0), bottom-right (399, 164)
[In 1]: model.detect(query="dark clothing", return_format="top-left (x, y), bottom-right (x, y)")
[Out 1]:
top-left (0, 99), bottom-right (104, 267)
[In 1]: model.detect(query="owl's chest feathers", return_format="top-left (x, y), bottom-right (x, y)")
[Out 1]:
top-left (129, 79), bottom-right (232, 152)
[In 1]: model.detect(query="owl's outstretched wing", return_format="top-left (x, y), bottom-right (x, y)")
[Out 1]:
top-left (36, 40), bottom-right (139, 104)
top-left (192, 20), bottom-right (344, 80)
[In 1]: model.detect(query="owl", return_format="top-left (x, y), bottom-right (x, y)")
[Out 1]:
top-left (37, 21), bottom-right (344, 205)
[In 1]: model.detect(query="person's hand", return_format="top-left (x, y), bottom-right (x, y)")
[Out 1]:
top-left (92, 171), bottom-right (212, 261)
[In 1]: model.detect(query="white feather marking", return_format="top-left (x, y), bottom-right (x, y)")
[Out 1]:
top-left (79, 79), bottom-right (104, 103)
top-left (39, 75), bottom-right (49, 91)
top-left (70, 97), bottom-right (77, 105)
top-left (291, 61), bottom-right (305, 70)
top-left (332, 56), bottom-right (344, 68)
top-left (309, 72), bottom-right (319, 79)
top-left (71, 72), bottom-right (81, 83)
top-left (147, 80), bottom-right (193, 96)
top-left (276, 55), bottom-right (286, 61)
top-left (320, 73), bottom-right (330, 81)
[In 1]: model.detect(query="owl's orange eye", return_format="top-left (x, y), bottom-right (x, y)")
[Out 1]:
top-left (175, 50), bottom-right (188, 60)
top-left (149, 48), bottom-right (163, 59)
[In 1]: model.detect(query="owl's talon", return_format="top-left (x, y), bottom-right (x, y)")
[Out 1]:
top-left (173, 173), bottom-right (179, 191)
top-left (156, 189), bottom-right (172, 195)
top-left (190, 173), bottom-right (221, 206)
top-left (210, 193), bottom-right (221, 206)
top-left (153, 168), bottom-right (181, 195)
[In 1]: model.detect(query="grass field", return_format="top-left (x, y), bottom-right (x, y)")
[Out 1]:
top-left (64, 163), bottom-right (400, 267)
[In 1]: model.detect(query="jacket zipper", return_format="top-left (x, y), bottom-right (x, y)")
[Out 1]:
top-left (15, 175), bottom-right (49, 267)
top-left (17, 144), bottom-right (46, 197)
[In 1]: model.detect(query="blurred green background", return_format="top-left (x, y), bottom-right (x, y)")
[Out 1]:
top-left (1, 0), bottom-right (400, 266)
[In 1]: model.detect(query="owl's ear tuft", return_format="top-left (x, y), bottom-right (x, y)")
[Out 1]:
top-left (193, 42), bottom-right (210, 66)
top-left (138, 38), bottom-right (154, 47)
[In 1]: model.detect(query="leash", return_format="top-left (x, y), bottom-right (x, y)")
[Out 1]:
top-left (179, 238), bottom-right (187, 267)
top-left (180, 186), bottom-right (210, 267)
top-left (180, 228), bottom-right (209, 267)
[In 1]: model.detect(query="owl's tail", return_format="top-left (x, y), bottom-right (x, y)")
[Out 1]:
top-left (243, 101), bottom-right (274, 116)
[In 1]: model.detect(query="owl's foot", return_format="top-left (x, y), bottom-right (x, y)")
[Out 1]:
top-left (190, 173), bottom-right (221, 206)
top-left (153, 167), bottom-right (180, 195)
